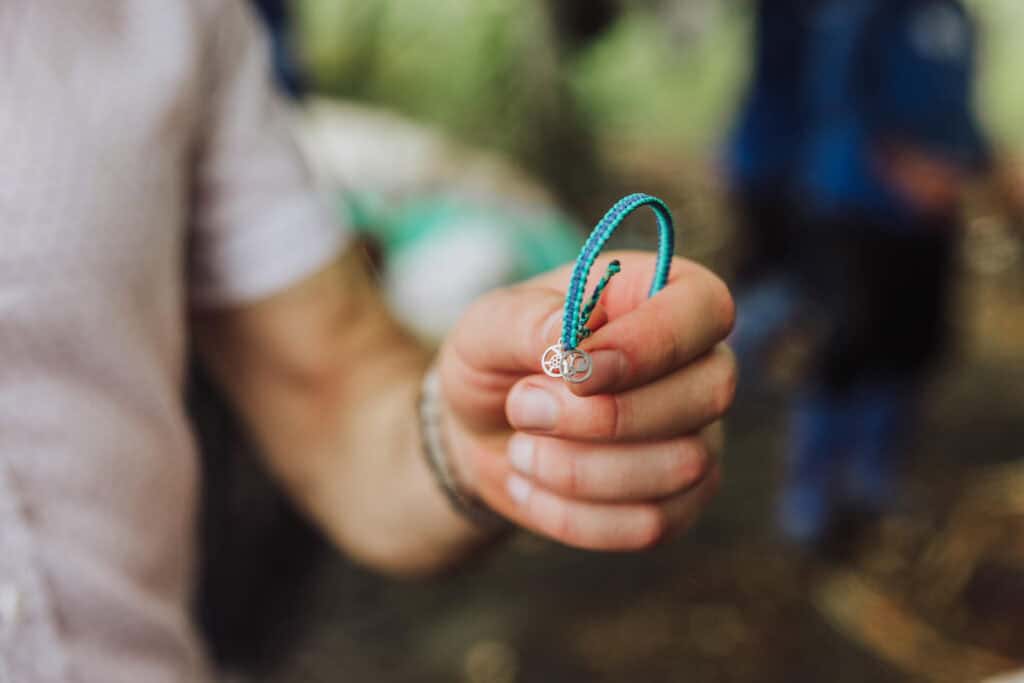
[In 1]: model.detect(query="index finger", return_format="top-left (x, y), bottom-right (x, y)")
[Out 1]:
top-left (571, 256), bottom-right (735, 397)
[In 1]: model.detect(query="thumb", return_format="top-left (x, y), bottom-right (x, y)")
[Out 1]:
top-left (440, 284), bottom-right (606, 430)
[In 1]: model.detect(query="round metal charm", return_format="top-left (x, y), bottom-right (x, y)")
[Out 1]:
top-left (541, 344), bottom-right (593, 383)
top-left (560, 349), bottom-right (593, 384)
top-left (541, 344), bottom-right (565, 378)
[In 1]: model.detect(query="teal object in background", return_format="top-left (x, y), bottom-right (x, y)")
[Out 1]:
top-left (343, 192), bottom-right (582, 342)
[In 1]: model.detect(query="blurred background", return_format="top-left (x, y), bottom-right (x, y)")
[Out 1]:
top-left (195, 1), bottom-right (1024, 681)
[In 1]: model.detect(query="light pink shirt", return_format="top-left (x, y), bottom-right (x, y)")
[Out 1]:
top-left (0, 2), bottom-right (346, 680)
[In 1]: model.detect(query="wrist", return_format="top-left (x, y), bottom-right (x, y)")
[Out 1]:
top-left (419, 364), bottom-right (510, 535)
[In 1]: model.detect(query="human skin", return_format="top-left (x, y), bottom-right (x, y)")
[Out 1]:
top-left (194, 247), bottom-right (736, 575)
top-left (878, 144), bottom-right (969, 215)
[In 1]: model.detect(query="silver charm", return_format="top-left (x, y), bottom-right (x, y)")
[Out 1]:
top-left (541, 344), bottom-right (593, 384)
top-left (561, 348), bottom-right (593, 384)
top-left (541, 344), bottom-right (565, 378)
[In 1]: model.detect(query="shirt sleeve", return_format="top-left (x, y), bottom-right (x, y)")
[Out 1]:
top-left (188, 0), bottom-right (348, 308)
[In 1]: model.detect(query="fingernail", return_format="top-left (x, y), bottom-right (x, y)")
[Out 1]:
top-left (510, 386), bottom-right (559, 430)
top-left (587, 350), bottom-right (624, 390)
top-left (507, 474), bottom-right (532, 505)
top-left (507, 436), bottom-right (535, 474)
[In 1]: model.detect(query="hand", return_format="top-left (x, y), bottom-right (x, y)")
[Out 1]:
top-left (438, 251), bottom-right (736, 551)
top-left (876, 144), bottom-right (966, 216)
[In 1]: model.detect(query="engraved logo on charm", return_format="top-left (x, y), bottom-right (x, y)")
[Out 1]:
top-left (541, 344), bottom-right (565, 378)
top-left (541, 345), bottom-right (593, 384)
top-left (561, 349), bottom-right (593, 384)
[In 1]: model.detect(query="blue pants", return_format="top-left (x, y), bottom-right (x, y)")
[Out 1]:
top-left (730, 275), bottom-right (802, 393)
top-left (778, 381), bottom-right (916, 542)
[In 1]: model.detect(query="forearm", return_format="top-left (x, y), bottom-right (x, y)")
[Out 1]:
top-left (194, 252), bottom-right (495, 576)
top-left (282, 348), bottom-right (490, 575)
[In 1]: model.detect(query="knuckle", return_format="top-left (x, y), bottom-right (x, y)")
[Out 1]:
top-left (625, 310), bottom-right (674, 372)
top-left (523, 288), bottom-right (564, 345)
top-left (652, 318), bottom-right (682, 369)
top-left (534, 305), bottom-right (563, 349)
top-left (569, 455), bottom-right (609, 501)
top-left (609, 393), bottom-right (631, 441)
top-left (539, 448), bottom-right (574, 495)
top-left (671, 441), bottom-right (709, 490)
top-left (591, 393), bottom-right (626, 441)
top-left (546, 499), bottom-right (572, 544)
top-left (558, 507), bottom-right (588, 548)
top-left (465, 289), bottom-right (506, 330)
top-left (497, 288), bottom-right (560, 369)
top-left (711, 348), bottom-right (739, 417)
top-left (569, 453), bottom-right (586, 498)
top-left (709, 275), bottom-right (737, 339)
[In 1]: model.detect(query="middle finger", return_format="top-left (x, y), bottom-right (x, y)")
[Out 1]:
top-left (505, 432), bottom-right (712, 502)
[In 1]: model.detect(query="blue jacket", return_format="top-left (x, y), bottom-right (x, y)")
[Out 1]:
top-left (726, 0), bottom-right (809, 194)
top-left (728, 0), bottom-right (989, 221)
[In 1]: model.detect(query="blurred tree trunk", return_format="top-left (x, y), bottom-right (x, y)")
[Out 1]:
top-left (547, 0), bottom-right (621, 53)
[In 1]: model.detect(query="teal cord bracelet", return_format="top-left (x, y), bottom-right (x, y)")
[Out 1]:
top-left (541, 193), bottom-right (675, 383)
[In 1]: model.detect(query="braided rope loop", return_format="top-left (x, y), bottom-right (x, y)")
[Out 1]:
top-left (560, 193), bottom-right (675, 351)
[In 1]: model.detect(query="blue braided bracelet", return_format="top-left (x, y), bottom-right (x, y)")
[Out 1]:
top-left (541, 193), bottom-right (675, 383)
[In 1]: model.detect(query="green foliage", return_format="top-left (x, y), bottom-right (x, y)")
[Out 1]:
top-left (969, 0), bottom-right (1024, 149)
top-left (295, 0), bottom-right (562, 160)
top-left (295, 0), bottom-right (1024, 163)
top-left (569, 5), bottom-right (749, 154)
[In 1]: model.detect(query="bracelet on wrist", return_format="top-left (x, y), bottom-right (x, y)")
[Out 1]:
top-left (418, 365), bottom-right (510, 534)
